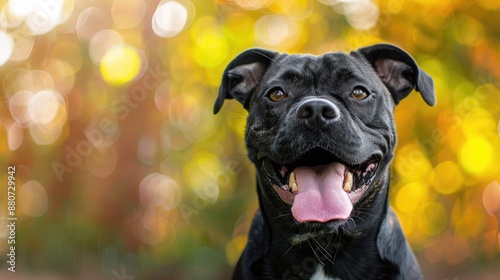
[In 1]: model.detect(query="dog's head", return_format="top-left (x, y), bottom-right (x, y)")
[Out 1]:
top-left (214, 44), bottom-right (435, 238)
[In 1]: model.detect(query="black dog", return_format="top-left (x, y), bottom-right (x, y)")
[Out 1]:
top-left (214, 44), bottom-right (435, 280)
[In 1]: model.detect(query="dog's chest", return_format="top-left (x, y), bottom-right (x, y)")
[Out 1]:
top-left (310, 265), bottom-right (341, 280)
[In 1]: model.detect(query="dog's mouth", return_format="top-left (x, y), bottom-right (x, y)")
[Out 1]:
top-left (261, 148), bottom-right (380, 223)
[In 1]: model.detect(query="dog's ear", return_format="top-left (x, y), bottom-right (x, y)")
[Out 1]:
top-left (356, 44), bottom-right (435, 106)
top-left (213, 48), bottom-right (279, 114)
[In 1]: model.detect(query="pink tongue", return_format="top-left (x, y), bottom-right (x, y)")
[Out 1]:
top-left (291, 163), bottom-right (352, 222)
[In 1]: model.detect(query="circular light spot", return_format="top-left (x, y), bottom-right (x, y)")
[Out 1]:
top-left (443, 234), bottom-right (470, 265)
top-left (51, 41), bottom-right (83, 73)
top-left (137, 135), bottom-right (159, 165)
top-left (395, 181), bottom-right (429, 214)
top-left (192, 26), bottom-right (229, 67)
top-left (454, 204), bottom-right (485, 238)
top-left (85, 111), bottom-right (121, 148)
top-left (139, 173), bottom-right (182, 210)
top-left (255, 15), bottom-right (300, 47)
top-left (111, 0), bottom-right (146, 29)
top-left (452, 15), bottom-right (484, 45)
top-left (89, 29), bottom-right (124, 64)
top-left (9, 90), bottom-right (34, 126)
top-left (7, 122), bottom-right (23, 151)
top-left (154, 82), bottom-right (170, 114)
top-left (86, 146), bottom-right (118, 178)
top-left (225, 236), bottom-right (247, 266)
top-left (275, 0), bottom-right (314, 20)
top-left (26, 7), bottom-right (62, 35)
top-left (497, 119), bottom-right (500, 138)
top-left (45, 60), bottom-right (77, 93)
top-left (394, 143), bottom-right (433, 180)
top-left (234, 0), bottom-right (267, 10)
top-left (0, 31), bottom-right (13, 66)
top-left (336, 0), bottom-right (379, 30)
top-left (137, 211), bottom-right (165, 245)
top-left (476, 0), bottom-right (500, 9)
top-left (100, 45), bottom-right (142, 86)
top-left (483, 181), bottom-right (500, 216)
top-left (76, 7), bottom-right (108, 41)
top-left (152, 1), bottom-right (189, 38)
top-left (29, 124), bottom-right (63, 145)
top-left (19, 180), bottom-right (48, 217)
top-left (8, 30), bottom-right (36, 62)
top-left (8, 0), bottom-right (36, 19)
top-left (317, 0), bottom-right (338, 5)
top-left (417, 202), bottom-right (447, 236)
top-left (28, 90), bottom-right (61, 125)
top-left (459, 135), bottom-right (495, 176)
top-left (430, 161), bottom-right (464, 195)
top-left (168, 93), bottom-right (199, 129)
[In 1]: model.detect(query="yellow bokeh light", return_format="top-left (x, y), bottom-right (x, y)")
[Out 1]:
top-left (430, 161), bottom-right (464, 195)
top-left (99, 45), bottom-right (142, 86)
top-left (225, 236), bottom-right (247, 266)
top-left (417, 202), bottom-right (447, 236)
top-left (51, 41), bottom-right (83, 73)
top-left (234, 0), bottom-right (267, 10)
top-left (476, 0), bottom-right (500, 10)
top-left (273, 0), bottom-right (314, 20)
top-left (459, 135), bottom-right (495, 176)
top-left (395, 181), bottom-right (429, 214)
top-left (394, 143), bottom-right (433, 181)
top-left (452, 15), bottom-right (484, 46)
top-left (191, 17), bottom-right (229, 68)
top-left (454, 204), bottom-right (485, 238)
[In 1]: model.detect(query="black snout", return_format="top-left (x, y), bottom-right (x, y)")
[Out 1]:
top-left (296, 98), bottom-right (340, 129)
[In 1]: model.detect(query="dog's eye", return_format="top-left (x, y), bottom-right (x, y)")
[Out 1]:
top-left (267, 89), bottom-right (288, 102)
top-left (350, 88), bottom-right (368, 100)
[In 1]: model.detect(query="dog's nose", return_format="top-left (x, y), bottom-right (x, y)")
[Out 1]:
top-left (296, 98), bottom-right (340, 128)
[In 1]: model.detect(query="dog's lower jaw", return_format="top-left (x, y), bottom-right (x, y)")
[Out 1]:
top-left (258, 164), bottom-right (389, 235)
top-left (250, 172), bottom-right (397, 280)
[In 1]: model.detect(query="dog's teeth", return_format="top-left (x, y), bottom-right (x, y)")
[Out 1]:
top-left (289, 172), bottom-right (298, 194)
top-left (343, 171), bottom-right (353, 193)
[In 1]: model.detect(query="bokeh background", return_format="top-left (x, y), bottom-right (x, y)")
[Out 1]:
top-left (0, 0), bottom-right (499, 279)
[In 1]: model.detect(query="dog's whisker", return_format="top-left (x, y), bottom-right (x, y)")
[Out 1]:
top-left (273, 212), bottom-right (292, 219)
top-left (353, 209), bottom-right (384, 219)
top-left (251, 49), bottom-right (282, 67)
top-left (227, 109), bottom-right (249, 117)
top-left (282, 244), bottom-right (295, 258)
top-left (311, 240), bottom-right (333, 265)
top-left (230, 117), bottom-right (249, 121)
top-left (312, 237), bottom-right (334, 264)
top-left (324, 232), bottom-right (335, 248)
top-left (307, 239), bottom-right (326, 266)
top-left (332, 234), bottom-right (341, 264)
